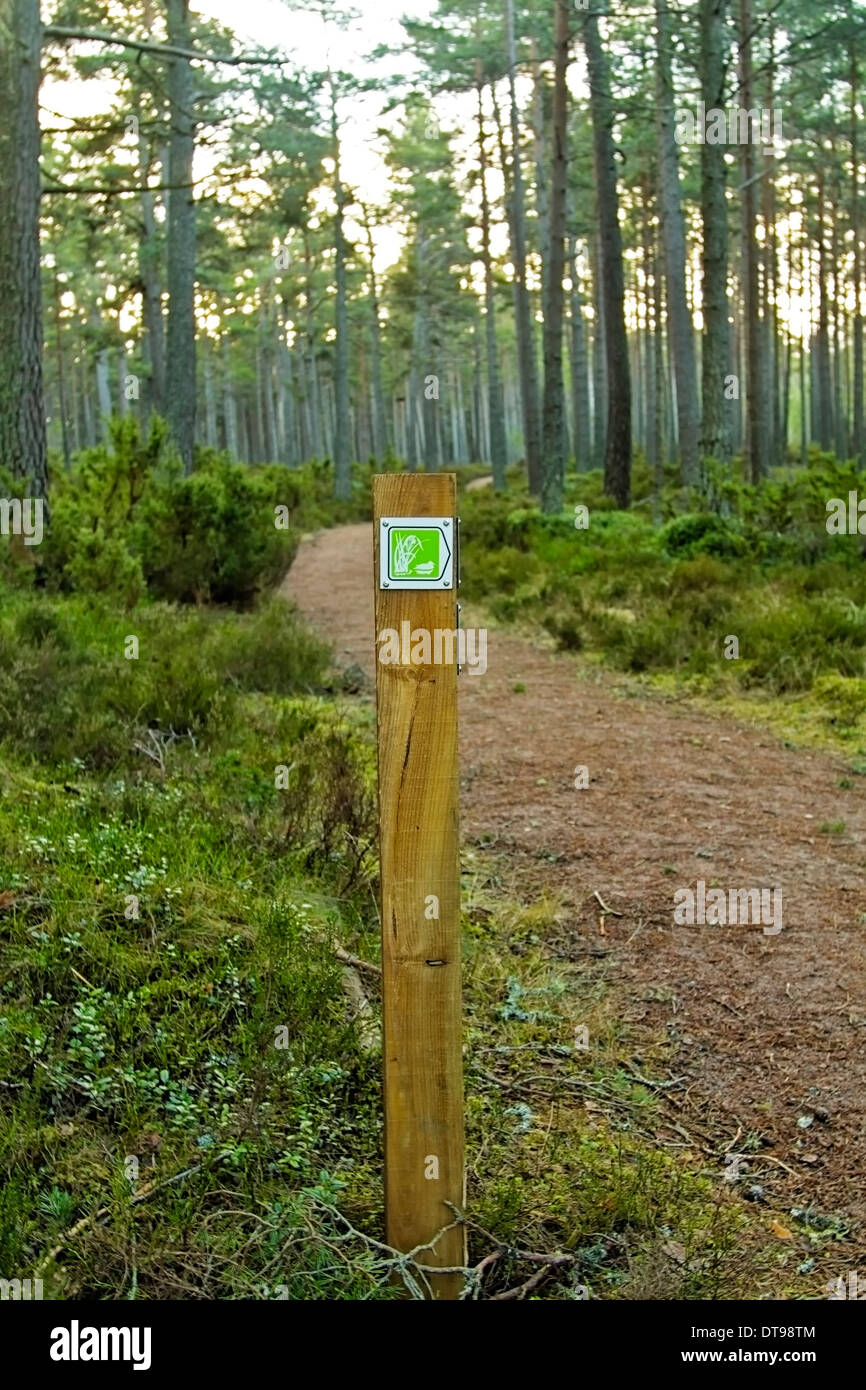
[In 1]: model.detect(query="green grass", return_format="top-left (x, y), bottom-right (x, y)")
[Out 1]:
top-left (0, 540), bottom-right (844, 1300)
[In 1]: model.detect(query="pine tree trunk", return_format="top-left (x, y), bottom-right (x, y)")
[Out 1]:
top-left (92, 311), bottom-right (112, 442)
top-left (590, 225), bottom-right (607, 466)
top-left (583, 11), bottom-right (632, 507)
top-left (815, 169), bottom-right (833, 450)
top-left (221, 336), bottom-right (239, 459)
top-left (540, 0), bottom-right (569, 513)
top-left (530, 38), bottom-right (550, 327)
top-left (279, 299), bottom-right (297, 466)
top-left (503, 0), bottom-right (542, 493)
top-left (52, 267), bottom-right (72, 469)
top-left (762, 26), bottom-right (780, 467)
top-left (203, 338), bottom-right (217, 448)
top-left (698, 0), bottom-right (732, 470)
top-left (260, 294), bottom-right (279, 462)
top-left (568, 236), bottom-right (592, 472)
top-left (0, 0), bottom-right (47, 494)
top-left (655, 0), bottom-right (700, 489)
top-left (165, 0), bottom-right (196, 472)
top-left (137, 96), bottom-right (166, 417)
top-left (331, 79), bottom-right (351, 499)
top-left (738, 0), bottom-right (769, 482)
top-left (831, 177), bottom-right (846, 459)
top-left (361, 205), bottom-right (389, 460)
top-left (476, 71), bottom-right (507, 491)
top-left (851, 41), bottom-right (864, 468)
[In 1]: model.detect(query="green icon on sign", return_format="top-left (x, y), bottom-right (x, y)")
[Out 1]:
top-left (390, 527), bottom-right (443, 579)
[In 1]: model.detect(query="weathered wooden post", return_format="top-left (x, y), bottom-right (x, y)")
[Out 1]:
top-left (372, 472), bottom-right (466, 1300)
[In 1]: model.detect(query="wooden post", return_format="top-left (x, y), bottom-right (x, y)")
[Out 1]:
top-left (372, 472), bottom-right (466, 1300)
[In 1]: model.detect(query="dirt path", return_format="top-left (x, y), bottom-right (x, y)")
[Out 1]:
top-left (283, 523), bottom-right (866, 1241)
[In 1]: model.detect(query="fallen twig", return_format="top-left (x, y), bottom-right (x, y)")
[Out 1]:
top-left (593, 890), bottom-right (623, 917)
top-left (334, 945), bottom-right (381, 976)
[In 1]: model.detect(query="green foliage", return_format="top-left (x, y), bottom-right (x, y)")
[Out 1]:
top-left (458, 469), bottom-right (866, 725)
top-left (0, 586), bottom-right (331, 769)
top-left (10, 419), bottom-right (299, 607)
top-left (658, 512), bottom-right (749, 560)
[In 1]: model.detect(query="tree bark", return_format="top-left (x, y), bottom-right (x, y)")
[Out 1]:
top-left (500, 8), bottom-right (543, 491)
top-left (698, 0), bottom-right (732, 471)
top-left (330, 76), bottom-right (351, 499)
top-left (476, 69), bottom-right (507, 492)
top-left (656, 0), bottom-right (701, 489)
top-left (851, 38), bottom-right (864, 468)
top-left (540, 0), bottom-right (569, 513)
top-left (568, 236), bottom-right (592, 472)
top-left (221, 335), bottom-right (238, 459)
top-left (0, 0), bottom-right (48, 495)
top-left (164, 0), bottom-right (196, 472)
top-left (136, 89), bottom-right (166, 417)
top-left (738, 0), bottom-right (769, 482)
top-left (360, 203), bottom-right (389, 461)
top-left (583, 10), bottom-right (632, 507)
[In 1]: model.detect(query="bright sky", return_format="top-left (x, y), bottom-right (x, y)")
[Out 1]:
top-left (44, 0), bottom-right (443, 277)
top-left (200, 0), bottom-right (435, 234)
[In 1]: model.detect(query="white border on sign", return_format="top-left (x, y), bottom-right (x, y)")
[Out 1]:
top-left (379, 516), bottom-right (455, 590)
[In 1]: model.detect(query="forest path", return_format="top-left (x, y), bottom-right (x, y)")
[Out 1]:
top-left (283, 523), bottom-right (866, 1243)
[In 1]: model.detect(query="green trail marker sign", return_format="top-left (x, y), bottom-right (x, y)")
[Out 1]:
top-left (379, 516), bottom-right (454, 589)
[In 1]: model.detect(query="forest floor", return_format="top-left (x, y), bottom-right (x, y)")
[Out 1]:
top-left (283, 522), bottom-right (866, 1265)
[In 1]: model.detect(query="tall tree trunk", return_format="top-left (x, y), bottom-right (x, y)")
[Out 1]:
top-left (302, 230), bottom-right (324, 459)
top-left (699, 0), bottom-right (732, 470)
top-left (762, 24), bottom-right (780, 467)
top-left (0, 0), bottom-right (47, 495)
top-left (799, 228), bottom-right (809, 465)
top-left (738, 0), bottom-right (769, 482)
top-left (52, 267), bottom-right (72, 469)
top-left (568, 236), bottom-right (592, 471)
top-left (583, 10), bottom-right (632, 507)
top-left (653, 239), bottom-right (665, 497)
top-left (278, 299), bottom-right (297, 466)
top-left (504, 0), bottom-right (542, 493)
top-left (330, 77), bottom-right (351, 499)
top-left (590, 224), bottom-right (606, 465)
top-left (136, 99), bottom-right (166, 416)
top-left (640, 189), bottom-right (658, 490)
top-left (655, 0), bottom-right (700, 489)
top-left (94, 326), bottom-right (112, 441)
top-left (260, 291), bottom-right (279, 462)
top-left (406, 281), bottom-right (425, 472)
top-left (540, 0), bottom-right (569, 513)
top-left (164, 0), bottom-right (196, 472)
top-left (360, 203), bottom-right (389, 460)
top-left (815, 169), bottom-right (833, 450)
top-left (203, 336), bottom-right (217, 448)
top-left (476, 69), bottom-right (507, 491)
top-left (851, 38), bottom-right (864, 468)
top-left (530, 37), bottom-right (550, 336)
top-left (831, 162), bottom-right (846, 460)
top-left (221, 336), bottom-right (239, 458)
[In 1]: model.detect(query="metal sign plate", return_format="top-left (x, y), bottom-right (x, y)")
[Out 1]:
top-left (379, 516), bottom-right (454, 589)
